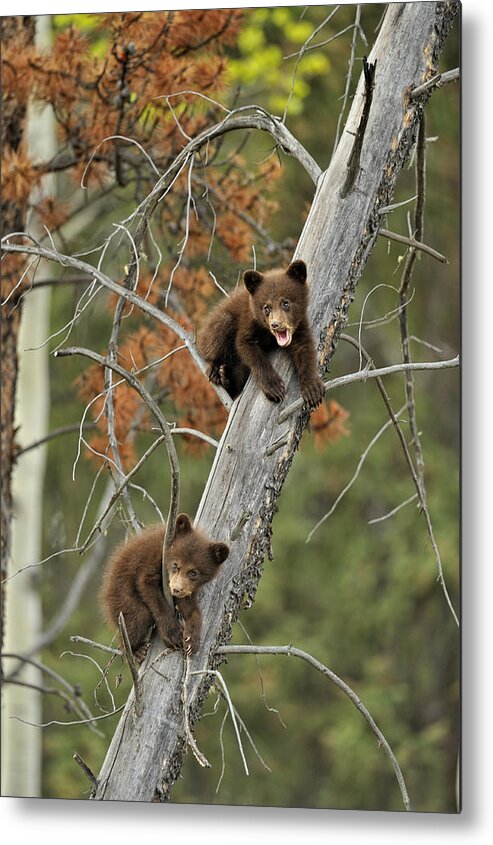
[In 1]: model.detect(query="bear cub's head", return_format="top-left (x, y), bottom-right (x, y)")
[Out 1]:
top-left (167, 513), bottom-right (229, 599)
top-left (244, 260), bottom-right (308, 348)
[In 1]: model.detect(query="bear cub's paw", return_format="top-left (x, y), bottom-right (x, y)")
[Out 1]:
top-left (160, 617), bottom-right (183, 652)
top-left (183, 625), bottom-right (200, 657)
top-left (208, 363), bottom-right (223, 386)
top-left (302, 376), bottom-right (326, 409)
top-left (262, 372), bottom-right (286, 404)
top-left (133, 642), bottom-right (150, 664)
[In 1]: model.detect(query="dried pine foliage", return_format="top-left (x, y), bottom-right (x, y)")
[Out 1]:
top-left (2, 11), bottom-right (347, 476)
top-left (310, 400), bottom-right (351, 450)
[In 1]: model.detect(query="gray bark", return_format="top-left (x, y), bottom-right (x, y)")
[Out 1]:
top-left (94, 2), bottom-right (459, 802)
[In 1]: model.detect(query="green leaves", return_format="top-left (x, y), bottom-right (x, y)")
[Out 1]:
top-left (228, 7), bottom-right (330, 119)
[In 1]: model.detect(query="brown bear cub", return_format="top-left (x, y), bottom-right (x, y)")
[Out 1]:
top-left (197, 259), bottom-right (325, 408)
top-left (100, 514), bottom-right (229, 662)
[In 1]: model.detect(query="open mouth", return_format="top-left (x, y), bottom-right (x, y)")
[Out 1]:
top-left (273, 328), bottom-right (292, 347)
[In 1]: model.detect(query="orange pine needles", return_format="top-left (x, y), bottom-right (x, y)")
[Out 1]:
top-left (2, 10), bottom-right (349, 479)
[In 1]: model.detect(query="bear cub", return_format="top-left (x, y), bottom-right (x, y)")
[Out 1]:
top-left (197, 259), bottom-right (325, 407)
top-left (100, 513), bottom-right (229, 661)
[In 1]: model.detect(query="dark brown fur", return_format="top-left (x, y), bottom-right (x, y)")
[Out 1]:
top-left (100, 514), bottom-right (229, 661)
top-left (197, 260), bottom-right (325, 407)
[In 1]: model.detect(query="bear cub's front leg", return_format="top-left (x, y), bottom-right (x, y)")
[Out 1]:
top-left (176, 597), bottom-right (202, 656)
top-left (100, 515), bottom-right (229, 659)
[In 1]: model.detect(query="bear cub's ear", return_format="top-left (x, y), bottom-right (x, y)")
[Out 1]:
top-left (244, 269), bottom-right (264, 295)
top-left (175, 513), bottom-right (193, 535)
top-left (286, 260), bottom-right (307, 283)
top-left (210, 542), bottom-right (230, 565)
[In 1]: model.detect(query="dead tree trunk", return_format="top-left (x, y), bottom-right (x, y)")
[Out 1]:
top-left (94, 2), bottom-right (459, 802)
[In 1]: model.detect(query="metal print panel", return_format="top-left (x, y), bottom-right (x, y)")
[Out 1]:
top-left (1, 1), bottom-right (460, 814)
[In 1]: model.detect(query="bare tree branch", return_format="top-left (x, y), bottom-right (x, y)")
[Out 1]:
top-left (217, 643), bottom-right (411, 812)
top-left (118, 612), bottom-right (143, 717)
top-left (278, 355), bottom-right (459, 423)
top-left (1, 238), bottom-right (233, 411)
top-left (282, 6), bottom-right (341, 123)
top-left (2, 653), bottom-right (100, 731)
top-left (340, 334), bottom-right (459, 627)
top-left (53, 345), bottom-right (181, 596)
top-left (410, 67), bottom-right (459, 99)
top-left (378, 226), bottom-right (447, 263)
top-left (306, 403), bottom-right (407, 542)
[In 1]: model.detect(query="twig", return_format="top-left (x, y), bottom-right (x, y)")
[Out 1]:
top-left (378, 195), bottom-right (418, 215)
top-left (53, 345), bottom-right (180, 599)
top-left (378, 227), bottom-right (447, 263)
top-left (165, 155), bottom-right (195, 306)
top-left (410, 67), bottom-right (459, 99)
top-left (399, 113), bottom-right (427, 488)
top-left (282, 6), bottom-right (341, 123)
top-left (2, 652), bottom-right (101, 732)
top-left (368, 493), bottom-right (418, 525)
top-left (15, 421), bottom-right (97, 457)
top-left (213, 684), bottom-right (272, 779)
top-left (24, 479), bottom-right (113, 657)
top-left (332, 5), bottom-right (362, 155)
top-left (70, 635), bottom-right (121, 656)
top-left (340, 55), bottom-right (377, 198)
top-left (278, 355), bottom-right (459, 423)
top-left (355, 282), bottom-right (400, 369)
top-left (181, 656), bottom-right (211, 768)
top-left (215, 708), bottom-right (229, 793)
top-left (118, 612), bottom-right (143, 717)
top-left (306, 404), bottom-right (407, 542)
top-left (81, 435), bottom-right (167, 550)
top-left (11, 706), bottom-right (125, 730)
top-left (4, 677), bottom-right (101, 736)
top-left (340, 334), bottom-right (459, 627)
top-left (1, 239), bottom-right (233, 411)
top-left (105, 224), bottom-right (143, 536)
top-left (73, 752), bottom-right (99, 791)
top-left (236, 619), bottom-right (286, 728)
top-left (60, 650), bottom-right (116, 714)
top-left (284, 22), bottom-right (356, 61)
top-left (80, 134), bottom-right (160, 187)
top-left (217, 644), bottom-right (411, 811)
top-left (394, 116), bottom-right (458, 627)
top-left (168, 427), bottom-right (219, 449)
top-left (1, 539), bottom-right (104, 585)
top-left (191, 669), bottom-right (249, 776)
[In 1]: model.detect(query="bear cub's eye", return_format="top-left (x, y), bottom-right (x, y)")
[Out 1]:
top-left (188, 569), bottom-right (198, 579)
top-left (263, 304), bottom-right (271, 316)
top-left (281, 299), bottom-right (290, 310)
top-left (171, 562), bottom-right (178, 572)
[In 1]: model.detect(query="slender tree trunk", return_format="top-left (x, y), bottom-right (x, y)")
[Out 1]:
top-left (0, 15), bottom-right (35, 645)
top-left (1, 15), bottom-right (55, 798)
top-left (94, 2), bottom-right (459, 802)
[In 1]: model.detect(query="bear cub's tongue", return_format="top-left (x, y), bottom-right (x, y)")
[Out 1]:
top-left (275, 329), bottom-right (291, 347)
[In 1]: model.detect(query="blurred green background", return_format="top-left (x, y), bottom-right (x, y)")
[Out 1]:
top-left (25, 4), bottom-right (459, 812)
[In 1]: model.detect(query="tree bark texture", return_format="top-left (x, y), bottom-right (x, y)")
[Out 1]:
top-left (0, 16), bottom-right (35, 649)
top-left (94, 2), bottom-right (459, 802)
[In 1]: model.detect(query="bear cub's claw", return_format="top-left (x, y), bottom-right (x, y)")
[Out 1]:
top-left (302, 376), bottom-right (326, 409)
top-left (163, 618), bottom-right (184, 652)
top-left (263, 375), bottom-right (286, 404)
top-left (208, 363), bottom-right (222, 386)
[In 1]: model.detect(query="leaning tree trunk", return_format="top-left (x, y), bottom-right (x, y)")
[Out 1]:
top-left (94, 2), bottom-right (459, 802)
